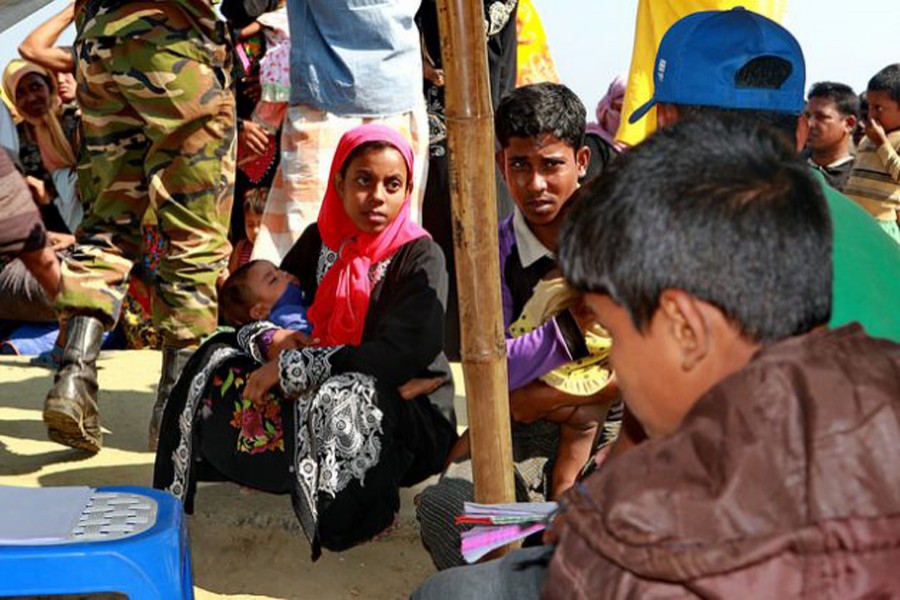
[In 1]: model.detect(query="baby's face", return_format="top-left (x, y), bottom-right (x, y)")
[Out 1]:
top-left (247, 261), bottom-right (293, 317)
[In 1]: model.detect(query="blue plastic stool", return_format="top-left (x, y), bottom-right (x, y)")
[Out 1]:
top-left (0, 486), bottom-right (194, 599)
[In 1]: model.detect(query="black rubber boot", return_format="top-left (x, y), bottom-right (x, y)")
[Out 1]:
top-left (148, 346), bottom-right (194, 451)
top-left (43, 315), bottom-right (105, 453)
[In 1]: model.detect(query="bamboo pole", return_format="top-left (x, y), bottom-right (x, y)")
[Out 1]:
top-left (435, 0), bottom-right (516, 509)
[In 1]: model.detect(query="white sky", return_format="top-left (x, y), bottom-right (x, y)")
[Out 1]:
top-left (2, 0), bottom-right (897, 112)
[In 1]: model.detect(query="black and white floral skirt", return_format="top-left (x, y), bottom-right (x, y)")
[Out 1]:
top-left (153, 331), bottom-right (455, 559)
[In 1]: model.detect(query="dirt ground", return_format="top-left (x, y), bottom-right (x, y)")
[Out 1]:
top-left (0, 351), bottom-right (464, 599)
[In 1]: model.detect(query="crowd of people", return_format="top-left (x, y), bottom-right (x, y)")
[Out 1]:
top-left (1, 1), bottom-right (899, 597)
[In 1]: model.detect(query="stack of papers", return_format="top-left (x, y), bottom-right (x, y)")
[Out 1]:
top-left (458, 501), bottom-right (558, 563)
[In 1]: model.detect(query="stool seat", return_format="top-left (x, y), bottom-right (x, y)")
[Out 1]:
top-left (0, 485), bottom-right (193, 600)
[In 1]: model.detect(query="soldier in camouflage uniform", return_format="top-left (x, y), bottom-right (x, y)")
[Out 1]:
top-left (44, 0), bottom-right (235, 453)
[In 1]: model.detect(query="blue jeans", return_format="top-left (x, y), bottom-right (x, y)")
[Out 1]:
top-left (409, 545), bottom-right (552, 600)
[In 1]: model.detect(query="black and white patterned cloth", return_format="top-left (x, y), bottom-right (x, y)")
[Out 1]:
top-left (293, 372), bottom-right (384, 539)
top-left (166, 345), bottom-right (241, 502)
top-left (485, 0), bottom-right (518, 36)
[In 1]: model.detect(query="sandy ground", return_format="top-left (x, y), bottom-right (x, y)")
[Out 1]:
top-left (0, 351), bottom-right (468, 599)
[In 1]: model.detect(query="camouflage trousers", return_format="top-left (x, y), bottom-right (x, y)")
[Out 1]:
top-left (57, 34), bottom-right (235, 347)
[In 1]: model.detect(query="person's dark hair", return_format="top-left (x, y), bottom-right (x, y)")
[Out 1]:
top-left (675, 104), bottom-right (799, 143)
top-left (808, 81), bottom-right (860, 118)
top-left (219, 259), bottom-right (265, 326)
top-left (559, 115), bottom-right (832, 344)
top-left (221, 0), bottom-right (280, 28)
top-left (339, 140), bottom-right (410, 182)
top-left (495, 82), bottom-right (586, 150)
top-left (243, 187), bottom-right (268, 215)
top-left (867, 63), bottom-right (900, 103)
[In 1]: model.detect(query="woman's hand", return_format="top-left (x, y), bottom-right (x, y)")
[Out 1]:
top-left (268, 329), bottom-right (315, 359)
top-left (398, 376), bottom-right (446, 400)
top-left (243, 359), bottom-right (281, 404)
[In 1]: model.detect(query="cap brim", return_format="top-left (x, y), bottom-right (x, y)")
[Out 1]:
top-left (628, 97), bottom-right (656, 124)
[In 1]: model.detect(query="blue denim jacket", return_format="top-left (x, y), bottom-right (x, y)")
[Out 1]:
top-left (288, 0), bottom-right (423, 116)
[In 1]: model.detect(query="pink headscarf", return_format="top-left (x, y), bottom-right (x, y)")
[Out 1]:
top-left (586, 75), bottom-right (627, 153)
top-left (307, 124), bottom-right (430, 347)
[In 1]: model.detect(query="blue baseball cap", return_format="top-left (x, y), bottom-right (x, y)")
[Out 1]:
top-left (628, 7), bottom-right (806, 124)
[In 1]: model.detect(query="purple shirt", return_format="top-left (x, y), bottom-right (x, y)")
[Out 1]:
top-left (499, 214), bottom-right (576, 391)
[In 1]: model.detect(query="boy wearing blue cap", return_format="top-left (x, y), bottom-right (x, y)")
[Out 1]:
top-left (629, 8), bottom-right (900, 345)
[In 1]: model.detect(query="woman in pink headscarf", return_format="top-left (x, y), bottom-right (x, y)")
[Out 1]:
top-left (584, 75), bottom-right (628, 183)
top-left (154, 124), bottom-right (458, 557)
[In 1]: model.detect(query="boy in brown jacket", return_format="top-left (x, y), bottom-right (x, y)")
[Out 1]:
top-left (411, 115), bottom-right (900, 600)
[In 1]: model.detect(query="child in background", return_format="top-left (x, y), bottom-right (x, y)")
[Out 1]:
top-left (243, 0), bottom-right (290, 136)
top-left (219, 259), bottom-right (310, 333)
top-left (229, 187), bottom-right (267, 274)
top-left (844, 63), bottom-right (900, 243)
top-left (236, 1), bottom-right (289, 184)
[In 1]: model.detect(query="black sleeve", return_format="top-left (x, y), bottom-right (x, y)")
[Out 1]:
top-left (328, 238), bottom-right (448, 388)
top-left (555, 309), bottom-right (590, 361)
top-left (280, 224), bottom-right (322, 298)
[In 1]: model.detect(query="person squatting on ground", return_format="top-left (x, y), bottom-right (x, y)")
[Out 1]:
top-left (43, 0), bottom-right (236, 453)
top-left (411, 110), bottom-right (900, 600)
top-left (154, 123), bottom-right (457, 558)
top-left (416, 82), bottom-right (620, 571)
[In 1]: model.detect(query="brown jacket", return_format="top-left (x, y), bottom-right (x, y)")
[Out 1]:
top-left (543, 325), bottom-right (900, 599)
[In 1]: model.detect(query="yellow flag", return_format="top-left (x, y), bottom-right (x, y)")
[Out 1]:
top-left (617, 0), bottom-right (787, 147)
top-left (516, 0), bottom-right (561, 87)
top-left (0, 86), bottom-right (12, 112)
